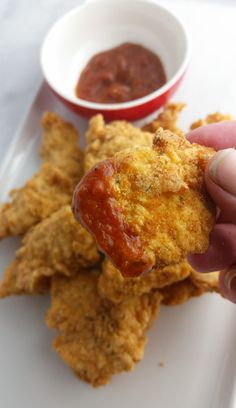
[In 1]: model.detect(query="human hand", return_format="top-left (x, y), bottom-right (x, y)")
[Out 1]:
top-left (188, 121), bottom-right (236, 303)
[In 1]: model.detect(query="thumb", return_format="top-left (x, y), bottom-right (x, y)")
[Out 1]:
top-left (206, 148), bottom-right (236, 223)
top-left (220, 267), bottom-right (236, 304)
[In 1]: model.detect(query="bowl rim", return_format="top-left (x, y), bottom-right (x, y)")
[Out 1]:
top-left (40, 0), bottom-right (191, 111)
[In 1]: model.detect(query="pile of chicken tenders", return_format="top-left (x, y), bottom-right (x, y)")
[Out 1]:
top-left (0, 104), bottom-right (231, 386)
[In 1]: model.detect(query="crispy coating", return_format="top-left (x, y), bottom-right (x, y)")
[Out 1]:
top-left (75, 129), bottom-right (215, 277)
top-left (190, 112), bottom-right (233, 130)
top-left (46, 270), bottom-right (162, 386)
top-left (84, 114), bottom-right (153, 171)
top-left (161, 271), bottom-right (219, 305)
top-left (0, 260), bottom-right (50, 296)
top-left (142, 103), bottom-right (185, 136)
top-left (0, 206), bottom-right (99, 297)
top-left (98, 259), bottom-right (192, 303)
top-left (0, 113), bottom-right (83, 239)
top-left (0, 164), bottom-right (73, 239)
top-left (40, 112), bottom-right (84, 182)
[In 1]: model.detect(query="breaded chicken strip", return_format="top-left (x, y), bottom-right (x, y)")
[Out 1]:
top-left (46, 270), bottom-right (162, 386)
top-left (73, 129), bottom-right (215, 277)
top-left (84, 114), bottom-right (153, 171)
top-left (40, 112), bottom-right (83, 182)
top-left (0, 113), bottom-right (83, 239)
top-left (142, 103), bottom-right (185, 136)
top-left (190, 112), bottom-right (233, 130)
top-left (0, 164), bottom-right (73, 239)
top-left (0, 206), bottom-right (99, 297)
top-left (161, 271), bottom-right (219, 305)
top-left (98, 259), bottom-right (191, 303)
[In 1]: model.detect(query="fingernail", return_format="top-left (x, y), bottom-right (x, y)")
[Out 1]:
top-left (209, 148), bottom-right (236, 195)
top-left (223, 268), bottom-right (236, 291)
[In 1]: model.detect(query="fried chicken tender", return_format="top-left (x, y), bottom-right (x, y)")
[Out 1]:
top-left (190, 112), bottom-right (233, 130)
top-left (142, 103), bottom-right (185, 136)
top-left (0, 206), bottom-right (99, 297)
top-left (0, 164), bottom-right (73, 239)
top-left (98, 259), bottom-right (192, 303)
top-left (40, 112), bottom-right (84, 182)
top-left (74, 128), bottom-right (215, 277)
top-left (46, 270), bottom-right (162, 386)
top-left (0, 113), bottom-right (83, 239)
top-left (84, 114), bottom-right (153, 171)
top-left (161, 271), bottom-right (219, 305)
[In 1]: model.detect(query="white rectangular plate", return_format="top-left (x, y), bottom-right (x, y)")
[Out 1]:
top-left (1, 2), bottom-right (236, 408)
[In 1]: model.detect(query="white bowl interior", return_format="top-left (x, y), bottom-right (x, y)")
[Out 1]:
top-left (41, 0), bottom-right (189, 108)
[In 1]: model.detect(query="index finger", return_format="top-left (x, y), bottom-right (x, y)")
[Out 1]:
top-left (187, 121), bottom-right (236, 150)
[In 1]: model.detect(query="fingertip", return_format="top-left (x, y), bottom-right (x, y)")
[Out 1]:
top-left (187, 254), bottom-right (214, 273)
top-left (187, 121), bottom-right (236, 150)
top-left (207, 149), bottom-right (236, 196)
top-left (187, 123), bottom-right (223, 146)
top-left (205, 171), bottom-right (236, 223)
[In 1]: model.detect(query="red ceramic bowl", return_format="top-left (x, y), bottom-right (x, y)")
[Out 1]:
top-left (41, 0), bottom-right (191, 121)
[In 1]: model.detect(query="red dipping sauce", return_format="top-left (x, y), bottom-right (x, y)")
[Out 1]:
top-left (75, 43), bottom-right (167, 104)
top-left (72, 159), bottom-right (154, 278)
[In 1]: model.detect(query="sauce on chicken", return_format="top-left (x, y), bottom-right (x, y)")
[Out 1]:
top-left (72, 159), bottom-right (154, 277)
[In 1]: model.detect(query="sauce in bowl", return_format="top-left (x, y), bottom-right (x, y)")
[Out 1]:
top-left (75, 43), bottom-right (167, 104)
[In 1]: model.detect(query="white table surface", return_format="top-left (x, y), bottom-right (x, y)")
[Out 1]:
top-left (1, 0), bottom-right (235, 162)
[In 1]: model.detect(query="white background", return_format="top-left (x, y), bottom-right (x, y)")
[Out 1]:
top-left (0, 0), bottom-right (84, 160)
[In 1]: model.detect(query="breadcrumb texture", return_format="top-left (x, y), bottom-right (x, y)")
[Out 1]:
top-left (190, 112), bottom-right (233, 130)
top-left (0, 206), bottom-right (99, 296)
top-left (84, 114), bottom-right (153, 171)
top-left (46, 270), bottom-right (162, 386)
top-left (142, 103), bottom-right (185, 136)
top-left (0, 112), bottom-right (83, 239)
top-left (98, 259), bottom-right (192, 303)
top-left (77, 128), bottom-right (215, 277)
top-left (161, 271), bottom-right (219, 305)
top-left (40, 112), bottom-right (84, 182)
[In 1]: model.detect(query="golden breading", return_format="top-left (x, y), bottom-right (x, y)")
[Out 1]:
top-left (0, 260), bottom-right (50, 296)
top-left (0, 113), bottom-right (83, 239)
top-left (74, 128), bottom-right (215, 277)
top-left (46, 270), bottom-right (162, 386)
top-left (0, 206), bottom-right (99, 297)
top-left (161, 271), bottom-right (219, 306)
top-left (142, 103), bottom-right (185, 136)
top-left (84, 114), bottom-right (153, 171)
top-left (191, 270), bottom-right (219, 291)
top-left (40, 112), bottom-right (84, 182)
top-left (190, 112), bottom-right (233, 130)
top-left (98, 259), bottom-right (192, 303)
top-left (0, 164), bottom-right (73, 239)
